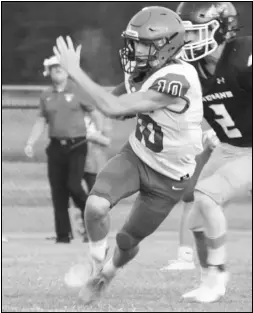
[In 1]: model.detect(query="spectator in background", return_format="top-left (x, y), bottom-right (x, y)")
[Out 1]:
top-left (75, 112), bottom-right (112, 242)
top-left (24, 56), bottom-right (96, 243)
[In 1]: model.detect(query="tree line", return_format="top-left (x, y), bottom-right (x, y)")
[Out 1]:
top-left (2, 1), bottom-right (252, 85)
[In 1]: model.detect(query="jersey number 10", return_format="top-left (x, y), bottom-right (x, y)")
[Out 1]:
top-left (135, 114), bottom-right (164, 153)
top-left (209, 104), bottom-right (242, 138)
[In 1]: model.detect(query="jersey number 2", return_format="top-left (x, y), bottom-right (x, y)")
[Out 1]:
top-left (135, 114), bottom-right (163, 153)
top-left (209, 104), bottom-right (242, 138)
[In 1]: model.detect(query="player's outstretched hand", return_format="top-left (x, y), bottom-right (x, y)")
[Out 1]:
top-left (24, 144), bottom-right (34, 158)
top-left (53, 36), bottom-right (82, 77)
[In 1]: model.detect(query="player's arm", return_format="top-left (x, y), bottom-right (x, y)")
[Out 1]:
top-left (67, 67), bottom-right (188, 117)
top-left (53, 36), bottom-right (188, 117)
top-left (112, 82), bottom-right (137, 120)
top-left (111, 82), bottom-right (127, 96)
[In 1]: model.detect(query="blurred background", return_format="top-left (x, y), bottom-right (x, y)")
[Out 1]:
top-left (2, 2), bottom-right (252, 85)
top-left (2, 2), bottom-right (252, 233)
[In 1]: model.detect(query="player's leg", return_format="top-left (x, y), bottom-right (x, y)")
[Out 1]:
top-left (65, 144), bottom-right (141, 290)
top-left (113, 192), bottom-right (177, 268)
top-left (185, 147), bottom-right (252, 302)
top-left (85, 145), bottom-right (141, 267)
top-left (160, 200), bottom-right (195, 270)
top-left (79, 191), bottom-right (178, 304)
top-left (79, 163), bottom-right (189, 304)
top-left (181, 144), bottom-right (239, 298)
top-left (161, 146), bottom-right (214, 271)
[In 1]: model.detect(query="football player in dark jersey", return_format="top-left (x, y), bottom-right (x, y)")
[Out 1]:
top-left (53, 6), bottom-right (204, 304)
top-left (161, 2), bottom-right (252, 303)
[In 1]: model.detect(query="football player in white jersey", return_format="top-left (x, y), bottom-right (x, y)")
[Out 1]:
top-left (53, 6), bottom-right (203, 304)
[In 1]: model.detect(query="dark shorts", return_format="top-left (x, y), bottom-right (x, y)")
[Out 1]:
top-left (90, 142), bottom-right (190, 220)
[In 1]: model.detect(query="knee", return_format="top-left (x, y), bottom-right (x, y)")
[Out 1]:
top-left (193, 191), bottom-right (222, 226)
top-left (85, 195), bottom-right (110, 221)
top-left (116, 230), bottom-right (140, 251)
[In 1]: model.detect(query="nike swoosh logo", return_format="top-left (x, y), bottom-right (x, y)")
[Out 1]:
top-left (172, 186), bottom-right (184, 191)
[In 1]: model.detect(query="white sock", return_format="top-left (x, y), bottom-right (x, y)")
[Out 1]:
top-left (103, 257), bottom-right (117, 277)
top-left (178, 246), bottom-right (194, 262)
top-left (89, 237), bottom-right (108, 263)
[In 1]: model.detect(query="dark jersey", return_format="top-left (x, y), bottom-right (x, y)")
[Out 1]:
top-left (194, 36), bottom-right (252, 147)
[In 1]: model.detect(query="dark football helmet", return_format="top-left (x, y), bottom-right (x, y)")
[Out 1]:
top-left (120, 6), bottom-right (185, 74)
top-left (176, 2), bottom-right (240, 61)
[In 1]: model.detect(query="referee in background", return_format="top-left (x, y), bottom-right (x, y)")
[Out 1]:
top-left (25, 56), bottom-right (95, 243)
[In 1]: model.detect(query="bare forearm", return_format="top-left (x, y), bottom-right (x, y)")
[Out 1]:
top-left (27, 117), bottom-right (46, 145)
top-left (72, 68), bottom-right (128, 117)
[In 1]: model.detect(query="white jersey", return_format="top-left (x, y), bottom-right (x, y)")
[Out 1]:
top-left (125, 61), bottom-right (204, 180)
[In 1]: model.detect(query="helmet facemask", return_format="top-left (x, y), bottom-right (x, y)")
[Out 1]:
top-left (181, 20), bottom-right (220, 62)
top-left (119, 35), bottom-right (167, 74)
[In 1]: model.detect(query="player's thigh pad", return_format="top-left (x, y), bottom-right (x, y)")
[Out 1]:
top-left (90, 143), bottom-right (141, 207)
top-left (196, 145), bottom-right (252, 204)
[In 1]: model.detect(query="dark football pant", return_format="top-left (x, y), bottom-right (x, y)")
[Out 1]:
top-left (90, 142), bottom-right (191, 244)
top-left (47, 139), bottom-right (88, 240)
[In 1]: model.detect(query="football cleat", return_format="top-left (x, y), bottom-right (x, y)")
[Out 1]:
top-left (182, 268), bottom-right (208, 299)
top-left (79, 267), bottom-right (116, 304)
top-left (183, 267), bottom-right (229, 302)
top-left (194, 268), bottom-right (230, 303)
top-left (64, 246), bottom-right (109, 288)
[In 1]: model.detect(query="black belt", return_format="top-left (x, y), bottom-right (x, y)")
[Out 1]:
top-left (50, 136), bottom-right (87, 148)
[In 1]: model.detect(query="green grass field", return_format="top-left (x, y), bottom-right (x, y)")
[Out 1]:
top-left (2, 106), bottom-right (252, 312)
top-left (2, 231), bottom-right (252, 312)
top-left (2, 161), bottom-right (252, 312)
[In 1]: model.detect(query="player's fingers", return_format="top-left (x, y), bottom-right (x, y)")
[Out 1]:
top-left (56, 36), bottom-right (68, 54)
top-left (76, 45), bottom-right (82, 57)
top-left (66, 36), bottom-right (75, 52)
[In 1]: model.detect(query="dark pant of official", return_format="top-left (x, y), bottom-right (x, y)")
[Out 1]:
top-left (46, 137), bottom-right (88, 242)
